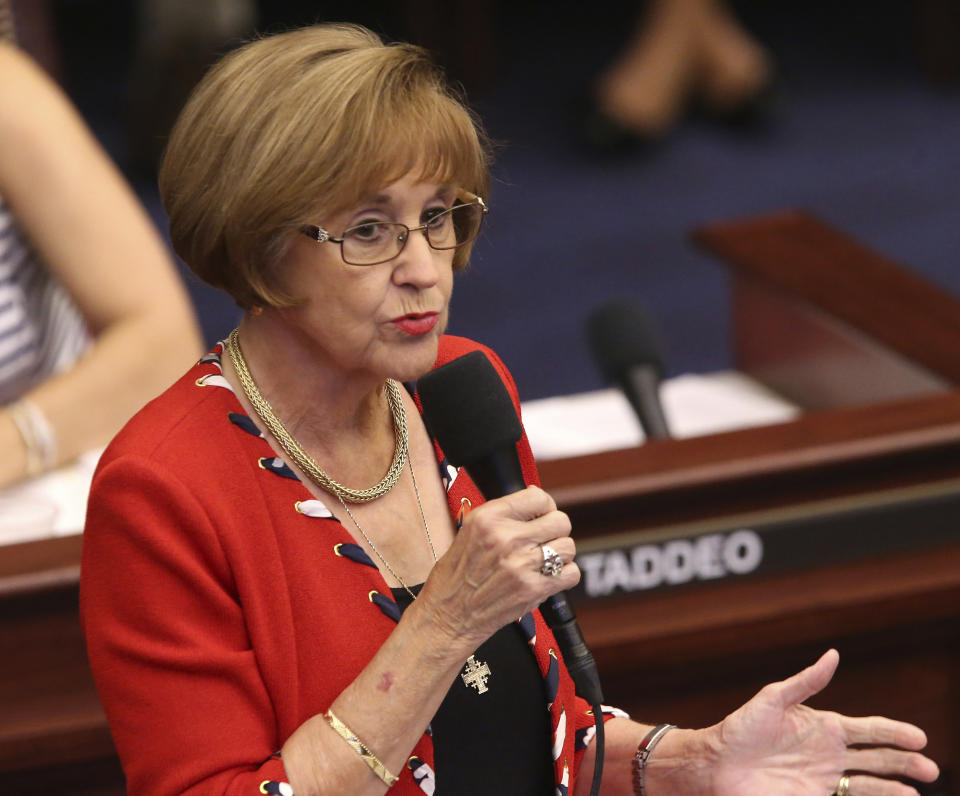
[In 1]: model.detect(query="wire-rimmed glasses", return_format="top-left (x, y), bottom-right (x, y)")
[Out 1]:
top-left (302, 195), bottom-right (488, 266)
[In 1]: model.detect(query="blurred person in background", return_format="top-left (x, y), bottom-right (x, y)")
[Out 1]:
top-left (0, 2), bottom-right (201, 489)
top-left (585, 0), bottom-right (776, 151)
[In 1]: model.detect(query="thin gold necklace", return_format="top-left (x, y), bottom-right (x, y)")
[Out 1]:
top-left (226, 327), bottom-right (407, 503)
top-left (337, 467), bottom-right (487, 694)
top-left (335, 460), bottom-right (437, 600)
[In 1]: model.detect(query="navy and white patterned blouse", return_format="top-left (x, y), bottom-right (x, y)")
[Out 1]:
top-left (0, 194), bottom-right (89, 404)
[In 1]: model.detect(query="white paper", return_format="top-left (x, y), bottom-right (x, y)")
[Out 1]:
top-left (521, 371), bottom-right (800, 460)
top-left (0, 448), bottom-right (103, 544)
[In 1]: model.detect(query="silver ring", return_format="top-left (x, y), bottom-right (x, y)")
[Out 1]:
top-left (539, 544), bottom-right (563, 577)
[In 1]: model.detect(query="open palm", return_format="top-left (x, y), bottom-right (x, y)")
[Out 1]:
top-left (709, 650), bottom-right (938, 795)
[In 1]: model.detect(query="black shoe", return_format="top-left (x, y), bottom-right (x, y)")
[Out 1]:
top-left (579, 100), bottom-right (666, 157)
top-left (695, 72), bottom-right (781, 130)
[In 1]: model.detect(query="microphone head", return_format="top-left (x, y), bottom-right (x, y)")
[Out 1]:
top-left (586, 300), bottom-right (665, 383)
top-left (417, 350), bottom-right (523, 468)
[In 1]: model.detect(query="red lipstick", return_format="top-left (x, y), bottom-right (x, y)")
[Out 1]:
top-left (392, 312), bottom-right (439, 336)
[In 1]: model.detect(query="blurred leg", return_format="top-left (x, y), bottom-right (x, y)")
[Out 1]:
top-left (593, 0), bottom-right (701, 137)
top-left (692, 0), bottom-right (774, 117)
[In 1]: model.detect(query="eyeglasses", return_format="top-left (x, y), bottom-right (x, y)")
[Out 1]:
top-left (301, 195), bottom-right (488, 266)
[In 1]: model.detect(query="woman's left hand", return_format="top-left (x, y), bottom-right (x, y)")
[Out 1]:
top-left (706, 649), bottom-right (939, 795)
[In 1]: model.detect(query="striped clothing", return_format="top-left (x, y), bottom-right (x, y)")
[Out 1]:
top-left (0, 195), bottom-right (89, 404)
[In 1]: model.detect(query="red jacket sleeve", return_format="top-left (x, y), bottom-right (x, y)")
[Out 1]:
top-left (81, 454), bottom-right (291, 795)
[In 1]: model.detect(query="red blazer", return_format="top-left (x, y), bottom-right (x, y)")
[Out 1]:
top-left (81, 335), bottom-right (605, 795)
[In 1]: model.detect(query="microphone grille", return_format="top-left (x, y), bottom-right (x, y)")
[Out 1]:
top-left (417, 351), bottom-right (523, 467)
top-left (586, 300), bottom-right (665, 382)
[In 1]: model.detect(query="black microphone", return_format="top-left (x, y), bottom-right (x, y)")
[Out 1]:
top-left (417, 350), bottom-right (604, 707)
top-left (586, 300), bottom-right (671, 439)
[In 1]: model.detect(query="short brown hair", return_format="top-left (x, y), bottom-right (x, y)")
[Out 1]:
top-left (159, 24), bottom-right (492, 309)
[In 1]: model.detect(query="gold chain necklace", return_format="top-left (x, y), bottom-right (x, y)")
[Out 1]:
top-left (225, 328), bottom-right (489, 692)
top-left (226, 328), bottom-right (407, 503)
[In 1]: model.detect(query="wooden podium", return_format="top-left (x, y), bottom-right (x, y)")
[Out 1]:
top-left (2, 211), bottom-right (958, 792)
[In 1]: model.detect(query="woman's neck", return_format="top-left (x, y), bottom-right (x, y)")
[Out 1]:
top-left (226, 314), bottom-right (396, 478)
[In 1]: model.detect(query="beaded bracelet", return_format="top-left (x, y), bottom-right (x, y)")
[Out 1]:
top-left (8, 398), bottom-right (57, 476)
top-left (631, 723), bottom-right (676, 796)
top-left (324, 709), bottom-right (399, 787)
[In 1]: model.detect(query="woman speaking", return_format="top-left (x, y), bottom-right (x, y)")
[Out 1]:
top-left (80, 23), bottom-right (939, 796)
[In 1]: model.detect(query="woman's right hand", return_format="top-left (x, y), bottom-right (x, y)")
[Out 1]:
top-left (415, 485), bottom-right (580, 648)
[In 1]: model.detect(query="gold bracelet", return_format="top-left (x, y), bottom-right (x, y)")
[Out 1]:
top-left (324, 709), bottom-right (398, 787)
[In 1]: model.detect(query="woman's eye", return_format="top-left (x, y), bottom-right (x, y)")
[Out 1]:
top-left (347, 222), bottom-right (386, 242)
top-left (423, 207), bottom-right (450, 226)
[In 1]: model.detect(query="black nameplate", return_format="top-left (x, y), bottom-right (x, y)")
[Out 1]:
top-left (568, 486), bottom-right (960, 603)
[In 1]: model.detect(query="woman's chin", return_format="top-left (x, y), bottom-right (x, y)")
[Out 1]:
top-left (383, 335), bottom-right (442, 382)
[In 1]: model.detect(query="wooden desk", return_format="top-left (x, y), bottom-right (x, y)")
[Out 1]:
top-left (0, 534), bottom-right (121, 791)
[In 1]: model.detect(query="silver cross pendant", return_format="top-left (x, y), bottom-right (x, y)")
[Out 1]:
top-left (460, 655), bottom-right (491, 694)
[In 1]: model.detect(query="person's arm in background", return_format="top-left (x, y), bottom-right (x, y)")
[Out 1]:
top-left (0, 42), bottom-right (202, 488)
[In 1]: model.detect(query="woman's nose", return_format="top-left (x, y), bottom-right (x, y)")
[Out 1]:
top-left (393, 228), bottom-right (442, 287)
